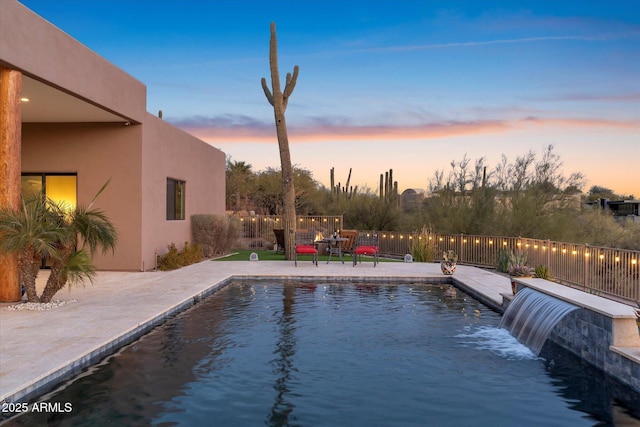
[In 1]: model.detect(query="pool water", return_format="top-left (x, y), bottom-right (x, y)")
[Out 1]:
top-left (4, 282), bottom-right (640, 426)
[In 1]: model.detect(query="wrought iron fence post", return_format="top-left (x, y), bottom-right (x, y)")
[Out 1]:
top-left (584, 244), bottom-right (590, 292)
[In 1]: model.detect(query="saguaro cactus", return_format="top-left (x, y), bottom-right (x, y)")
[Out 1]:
top-left (261, 22), bottom-right (299, 260)
top-left (379, 168), bottom-right (398, 201)
top-left (330, 167), bottom-right (356, 199)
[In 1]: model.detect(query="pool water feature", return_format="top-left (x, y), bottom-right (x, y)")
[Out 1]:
top-left (4, 282), bottom-right (640, 426)
top-left (500, 287), bottom-right (580, 355)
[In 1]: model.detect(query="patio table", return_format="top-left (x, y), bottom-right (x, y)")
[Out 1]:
top-left (318, 237), bottom-right (348, 264)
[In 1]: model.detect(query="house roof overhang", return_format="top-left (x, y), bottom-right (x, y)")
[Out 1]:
top-left (1, 1), bottom-right (146, 125)
top-left (20, 74), bottom-right (133, 124)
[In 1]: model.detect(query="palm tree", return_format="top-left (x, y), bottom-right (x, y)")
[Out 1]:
top-left (40, 202), bottom-right (117, 303)
top-left (226, 159), bottom-right (254, 212)
top-left (0, 182), bottom-right (117, 303)
top-left (0, 193), bottom-right (66, 302)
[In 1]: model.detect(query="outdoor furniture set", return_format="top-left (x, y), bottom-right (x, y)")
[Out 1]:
top-left (293, 230), bottom-right (380, 267)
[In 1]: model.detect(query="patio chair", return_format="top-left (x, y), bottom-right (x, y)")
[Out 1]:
top-left (273, 228), bottom-right (285, 254)
top-left (339, 229), bottom-right (358, 260)
top-left (294, 231), bottom-right (318, 267)
top-left (353, 231), bottom-right (380, 267)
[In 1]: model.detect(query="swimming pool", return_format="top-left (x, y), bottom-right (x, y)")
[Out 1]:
top-left (4, 282), bottom-right (639, 426)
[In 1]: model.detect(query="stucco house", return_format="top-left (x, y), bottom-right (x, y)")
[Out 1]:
top-left (0, 0), bottom-right (226, 284)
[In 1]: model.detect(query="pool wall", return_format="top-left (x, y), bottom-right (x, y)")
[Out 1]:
top-left (504, 278), bottom-right (640, 393)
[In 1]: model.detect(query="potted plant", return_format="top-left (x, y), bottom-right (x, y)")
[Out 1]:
top-left (507, 250), bottom-right (534, 294)
top-left (440, 250), bottom-right (458, 275)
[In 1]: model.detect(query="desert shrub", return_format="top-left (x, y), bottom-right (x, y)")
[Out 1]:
top-left (192, 214), bottom-right (232, 257)
top-left (534, 264), bottom-right (551, 279)
top-left (496, 249), bottom-right (510, 273)
top-left (223, 216), bottom-right (241, 253)
top-left (410, 226), bottom-right (437, 262)
top-left (181, 241), bottom-right (204, 265)
top-left (157, 243), bottom-right (180, 271)
top-left (574, 208), bottom-right (640, 250)
top-left (157, 242), bottom-right (203, 271)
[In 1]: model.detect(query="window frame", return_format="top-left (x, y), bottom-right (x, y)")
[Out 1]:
top-left (166, 177), bottom-right (186, 221)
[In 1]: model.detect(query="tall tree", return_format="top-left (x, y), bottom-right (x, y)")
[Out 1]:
top-left (226, 159), bottom-right (254, 212)
top-left (261, 22), bottom-right (299, 260)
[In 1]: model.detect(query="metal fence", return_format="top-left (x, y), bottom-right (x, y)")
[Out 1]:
top-left (232, 214), bottom-right (343, 249)
top-left (375, 231), bottom-right (639, 306)
top-left (229, 217), bottom-right (639, 305)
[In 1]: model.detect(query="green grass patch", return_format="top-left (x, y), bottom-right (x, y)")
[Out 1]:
top-left (214, 250), bottom-right (400, 263)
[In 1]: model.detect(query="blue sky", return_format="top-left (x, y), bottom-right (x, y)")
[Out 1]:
top-left (19, 0), bottom-right (640, 196)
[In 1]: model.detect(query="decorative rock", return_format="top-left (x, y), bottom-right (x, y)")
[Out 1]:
top-left (6, 299), bottom-right (77, 311)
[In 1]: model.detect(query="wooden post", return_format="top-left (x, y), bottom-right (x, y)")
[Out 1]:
top-left (0, 67), bottom-right (22, 302)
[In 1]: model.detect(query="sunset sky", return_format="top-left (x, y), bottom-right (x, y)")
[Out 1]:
top-left (20, 0), bottom-right (640, 197)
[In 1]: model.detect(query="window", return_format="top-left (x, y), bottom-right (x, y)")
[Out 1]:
top-left (21, 173), bottom-right (77, 213)
top-left (166, 178), bottom-right (185, 220)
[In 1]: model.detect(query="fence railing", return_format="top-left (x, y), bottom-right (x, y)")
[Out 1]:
top-left (374, 231), bottom-right (639, 306)
top-left (229, 217), bottom-right (639, 305)
top-left (232, 214), bottom-right (343, 249)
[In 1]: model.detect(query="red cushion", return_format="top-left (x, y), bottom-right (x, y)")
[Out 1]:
top-left (354, 246), bottom-right (379, 255)
top-left (296, 245), bottom-right (318, 254)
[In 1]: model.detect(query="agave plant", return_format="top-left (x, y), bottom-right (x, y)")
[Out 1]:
top-left (534, 264), bottom-right (551, 280)
top-left (506, 250), bottom-right (534, 277)
top-left (496, 249), bottom-right (510, 273)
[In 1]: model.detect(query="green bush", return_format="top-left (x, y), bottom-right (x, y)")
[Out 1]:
top-left (157, 242), bottom-right (203, 271)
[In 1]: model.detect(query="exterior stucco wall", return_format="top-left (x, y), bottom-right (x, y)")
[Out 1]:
top-left (141, 114), bottom-right (226, 270)
top-left (21, 123), bottom-right (144, 270)
top-left (0, 0), bottom-right (146, 123)
top-left (7, 0), bottom-right (227, 271)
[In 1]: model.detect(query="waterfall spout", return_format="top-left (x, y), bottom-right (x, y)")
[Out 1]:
top-left (500, 287), bottom-right (579, 355)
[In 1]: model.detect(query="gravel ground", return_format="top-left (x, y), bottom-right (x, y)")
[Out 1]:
top-left (5, 299), bottom-right (77, 311)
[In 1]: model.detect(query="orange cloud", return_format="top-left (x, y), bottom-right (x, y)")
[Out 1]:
top-left (180, 120), bottom-right (511, 144)
top-left (173, 115), bottom-right (639, 145)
